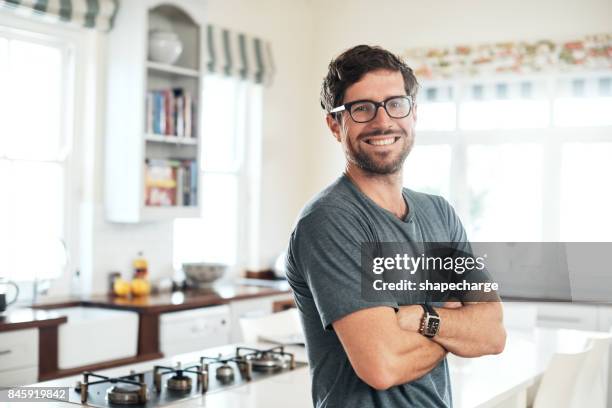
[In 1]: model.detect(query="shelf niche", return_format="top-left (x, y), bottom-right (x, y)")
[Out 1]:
top-left (105, 0), bottom-right (205, 223)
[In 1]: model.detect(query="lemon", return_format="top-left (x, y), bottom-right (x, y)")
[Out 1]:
top-left (131, 278), bottom-right (151, 297)
top-left (113, 278), bottom-right (131, 297)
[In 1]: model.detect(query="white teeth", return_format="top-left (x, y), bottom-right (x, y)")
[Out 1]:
top-left (367, 137), bottom-right (396, 146)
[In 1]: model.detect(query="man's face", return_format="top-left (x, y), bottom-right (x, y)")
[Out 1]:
top-left (327, 69), bottom-right (417, 175)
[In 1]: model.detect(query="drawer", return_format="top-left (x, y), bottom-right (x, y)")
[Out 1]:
top-left (0, 328), bottom-right (38, 371)
top-left (536, 303), bottom-right (599, 331)
top-left (0, 366), bottom-right (38, 387)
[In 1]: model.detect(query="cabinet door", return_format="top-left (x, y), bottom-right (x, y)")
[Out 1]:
top-left (0, 328), bottom-right (38, 387)
top-left (0, 329), bottom-right (38, 372)
top-left (0, 366), bottom-right (38, 387)
top-left (160, 305), bottom-right (231, 356)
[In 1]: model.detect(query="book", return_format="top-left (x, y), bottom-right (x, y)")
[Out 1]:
top-left (145, 159), bottom-right (177, 206)
top-left (145, 88), bottom-right (197, 138)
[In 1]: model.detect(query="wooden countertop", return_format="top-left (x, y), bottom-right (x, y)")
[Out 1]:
top-left (0, 308), bottom-right (68, 332)
top-left (32, 282), bottom-right (292, 314)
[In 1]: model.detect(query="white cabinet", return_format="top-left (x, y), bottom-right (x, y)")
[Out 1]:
top-left (54, 307), bottom-right (139, 370)
top-left (229, 294), bottom-right (294, 343)
top-left (160, 305), bottom-right (231, 357)
top-left (105, 0), bottom-right (206, 222)
top-left (0, 328), bottom-right (38, 386)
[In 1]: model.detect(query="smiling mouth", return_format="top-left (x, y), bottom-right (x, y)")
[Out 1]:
top-left (363, 136), bottom-right (401, 146)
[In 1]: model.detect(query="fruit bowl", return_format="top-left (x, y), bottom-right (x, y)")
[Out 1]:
top-left (183, 263), bottom-right (227, 288)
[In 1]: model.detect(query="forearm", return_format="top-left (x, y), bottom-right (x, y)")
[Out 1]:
top-left (384, 330), bottom-right (447, 386)
top-left (397, 302), bottom-right (506, 358)
top-left (433, 303), bottom-right (505, 357)
top-left (334, 306), bottom-right (447, 390)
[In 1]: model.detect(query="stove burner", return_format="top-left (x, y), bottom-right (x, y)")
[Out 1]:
top-left (107, 383), bottom-right (145, 405)
top-left (236, 346), bottom-right (297, 372)
top-left (76, 372), bottom-right (148, 405)
top-left (215, 363), bottom-right (235, 382)
top-left (246, 352), bottom-right (289, 371)
top-left (200, 354), bottom-right (252, 383)
top-left (167, 374), bottom-right (192, 392)
top-left (154, 363), bottom-right (204, 394)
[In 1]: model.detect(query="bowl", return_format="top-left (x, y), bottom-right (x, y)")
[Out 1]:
top-left (183, 263), bottom-right (226, 287)
top-left (148, 30), bottom-right (183, 65)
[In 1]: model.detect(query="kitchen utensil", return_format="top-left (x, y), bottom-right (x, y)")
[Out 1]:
top-left (0, 279), bottom-right (19, 312)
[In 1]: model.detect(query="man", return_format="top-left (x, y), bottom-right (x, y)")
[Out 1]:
top-left (285, 45), bottom-right (506, 407)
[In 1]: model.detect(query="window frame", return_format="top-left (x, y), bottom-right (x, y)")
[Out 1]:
top-left (173, 76), bottom-right (263, 272)
top-left (0, 11), bottom-right (93, 295)
top-left (411, 71), bottom-right (612, 241)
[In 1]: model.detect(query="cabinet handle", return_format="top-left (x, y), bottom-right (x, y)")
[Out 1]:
top-left (0, 349), bottom-right (12, 356)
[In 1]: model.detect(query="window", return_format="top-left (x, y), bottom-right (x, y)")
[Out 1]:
top-left (560, 143), bottom-right (612, 241)
top-left (0, 27), bottom-right (75, 282)
top-left (173, 75), bottom-right (262, 270)
top-left (405, 73), bottom-right (612, 241)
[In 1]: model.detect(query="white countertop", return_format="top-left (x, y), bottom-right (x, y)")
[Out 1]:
top-left (13, 328), bottom-right (609, 408)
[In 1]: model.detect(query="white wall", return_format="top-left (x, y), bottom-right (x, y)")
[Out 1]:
top-left (206, 0), bottom-right (315, 269)
top-left (25, 0), bottom-right (610, 296)
top-left (81, 0), bottom-right (316, 295)
top-left (306, 0), bottom-right (612, 192)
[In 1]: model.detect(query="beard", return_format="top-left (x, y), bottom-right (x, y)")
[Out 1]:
top-left (344, 127), bottom-right (413, 175)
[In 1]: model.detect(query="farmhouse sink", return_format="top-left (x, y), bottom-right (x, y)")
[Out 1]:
top-left (52, 307), bottom-right (138, 370)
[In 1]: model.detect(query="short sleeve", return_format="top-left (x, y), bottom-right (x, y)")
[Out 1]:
top-left (437, 196), bottom-right (469, 244)
top-left (288, 206), bottom-right (398, 330)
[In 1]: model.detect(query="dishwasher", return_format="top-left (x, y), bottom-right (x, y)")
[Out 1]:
top-left (159, 305), bottom-right (231, 357)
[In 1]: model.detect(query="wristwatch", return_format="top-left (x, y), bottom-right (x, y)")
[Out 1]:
top-left (419, 304), bottom-right (441, 338)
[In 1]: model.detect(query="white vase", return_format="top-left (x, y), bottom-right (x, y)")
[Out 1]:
top-left (148, 30), bottom-right (183, 65)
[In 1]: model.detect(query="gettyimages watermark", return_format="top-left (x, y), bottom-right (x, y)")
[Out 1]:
top-left (360, 242), bottom-right (612, 304)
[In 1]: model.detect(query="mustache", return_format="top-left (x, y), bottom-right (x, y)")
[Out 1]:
top-left (358, 127), bottom-right (407, 140)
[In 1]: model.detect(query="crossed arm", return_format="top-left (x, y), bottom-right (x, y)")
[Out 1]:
top-left (332, 302), bottom-right (506, 390)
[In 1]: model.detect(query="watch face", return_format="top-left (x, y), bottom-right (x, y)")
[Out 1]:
top-left (426, 316), bottom-right (440, 336)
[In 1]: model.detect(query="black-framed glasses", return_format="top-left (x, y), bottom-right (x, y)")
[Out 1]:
top-left (330, 95), bottom-right (413, 123)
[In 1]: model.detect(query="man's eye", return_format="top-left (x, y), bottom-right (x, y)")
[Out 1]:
top-left (354, 104), bottom-right (370, 112)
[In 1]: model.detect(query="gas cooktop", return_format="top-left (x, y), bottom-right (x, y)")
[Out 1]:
top-left (60, 345), bottom-right (307, 407)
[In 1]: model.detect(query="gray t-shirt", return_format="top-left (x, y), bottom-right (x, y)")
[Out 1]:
top-left (286, 174), bottom-right (468, 408)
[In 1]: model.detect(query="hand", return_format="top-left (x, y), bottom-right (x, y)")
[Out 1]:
top-left (396, 305), bottom-right (422, 333)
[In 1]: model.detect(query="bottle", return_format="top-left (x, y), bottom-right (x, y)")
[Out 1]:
top-left (133, 252), bottom-right (148, 279)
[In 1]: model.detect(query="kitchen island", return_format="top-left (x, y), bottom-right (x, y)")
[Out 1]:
top-left (7, 327), bottom-right (609, 408)
top-left (27, 281), bottom-right (292, 381)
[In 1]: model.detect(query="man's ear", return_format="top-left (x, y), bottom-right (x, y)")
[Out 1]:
top-left (326, 114), bottom-right (342, 143)
top-left (412, 103), bottom-right (418, 123)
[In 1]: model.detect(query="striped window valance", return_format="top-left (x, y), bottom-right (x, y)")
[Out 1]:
top-left (0, 0), bottom-right (119, 31)
top-left (205, 24), bottom-right (275, 86)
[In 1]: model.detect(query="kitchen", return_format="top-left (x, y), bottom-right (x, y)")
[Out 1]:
top-left (0, 0), bottom-right (611, 407)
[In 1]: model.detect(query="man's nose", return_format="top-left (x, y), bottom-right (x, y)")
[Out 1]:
top-left (370, 105), bottom-right (394, 126)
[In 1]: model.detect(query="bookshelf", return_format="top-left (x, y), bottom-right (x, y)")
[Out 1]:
top-left (105, 0), bottom-right (206, 223)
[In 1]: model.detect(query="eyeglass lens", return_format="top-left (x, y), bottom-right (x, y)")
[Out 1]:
top-left (349, 96), bottom-right (411, 122)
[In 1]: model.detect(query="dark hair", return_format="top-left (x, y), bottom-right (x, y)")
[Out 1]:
top-left (320, 45), bottom-right (419, 114)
